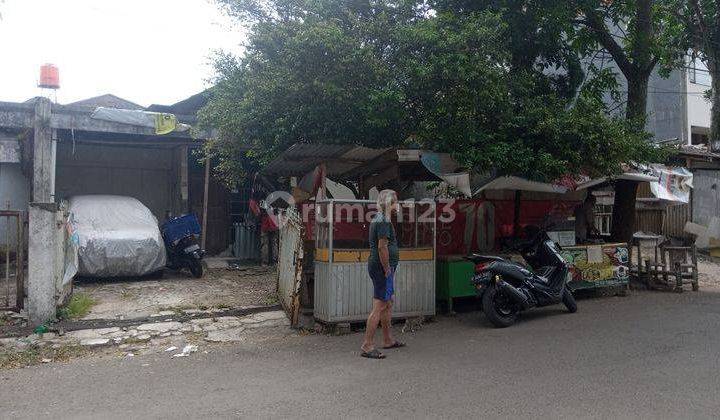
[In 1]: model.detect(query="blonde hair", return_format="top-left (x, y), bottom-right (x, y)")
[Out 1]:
top-left (376, 189), bottom-right (398, 216)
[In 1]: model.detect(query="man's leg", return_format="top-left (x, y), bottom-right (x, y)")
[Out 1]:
top-left (381, 299), bottom-right (395, 347)
top-left (361, 299), bottom-right (386, 352)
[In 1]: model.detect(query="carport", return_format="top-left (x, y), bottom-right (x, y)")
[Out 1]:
top-left (0, 97), bottom-right (238, 324)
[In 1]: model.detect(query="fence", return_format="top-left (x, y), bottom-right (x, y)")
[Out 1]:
top-left (635, 204), bottom-right (690, 240)
top-left (595, 203), bottom-right (691, 240)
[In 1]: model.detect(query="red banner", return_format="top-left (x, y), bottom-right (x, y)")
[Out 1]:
top-left (303, 199), bottom-right (577, 255)
top-left (435, 199), bottom-right (576, 256)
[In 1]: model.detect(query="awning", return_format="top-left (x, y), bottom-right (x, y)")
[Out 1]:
top-left (474, 176), bottom-right (568, 195)
top-left (575, 173), bottom-right (659, 190)
top-left (262, 144), bottom-right (471, 195)
top-left (576, 168), bottom-right (692, 204)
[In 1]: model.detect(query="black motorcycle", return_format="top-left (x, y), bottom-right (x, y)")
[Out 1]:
top-left (161, 214), bottom-right (205, 278)
top-left (467, 229), bottom-right (577, 327)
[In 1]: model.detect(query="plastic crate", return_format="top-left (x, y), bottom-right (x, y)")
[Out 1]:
top-left (161, 214), bottom-right (201, 243)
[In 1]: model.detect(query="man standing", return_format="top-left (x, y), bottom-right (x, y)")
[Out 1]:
top-left (361, 189), bottom-right (405, 359)
top-left (574, 193), bottom-right (597, 243)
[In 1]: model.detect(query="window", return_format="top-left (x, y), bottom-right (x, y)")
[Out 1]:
top-left (692, 132), bottom-right (709, 145)
top-left (594, 204), bottom-right (613, 236)
top-left (689, 55), bottom-right (712, 86)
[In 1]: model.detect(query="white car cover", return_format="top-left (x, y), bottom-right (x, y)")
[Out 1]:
top-left (68, 195), bottom-right (166, 277)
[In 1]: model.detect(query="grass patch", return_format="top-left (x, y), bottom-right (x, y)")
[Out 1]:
top-left (56, 293), bottom-right (96, 320)
top-left (0, 344), bottom-right (89, 369)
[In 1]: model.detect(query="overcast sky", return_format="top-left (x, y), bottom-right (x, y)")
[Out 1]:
top-left (0, 0), bottom-right (245, 107)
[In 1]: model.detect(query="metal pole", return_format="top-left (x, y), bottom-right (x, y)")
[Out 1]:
top-left (4, 216), bottom-right (9, 307)
top-left (328, 201), bottom-right (334, 263)
top-left (16, 213), bottom-right (24, 310)
top-left (201, 156), bottom-right (210, 250)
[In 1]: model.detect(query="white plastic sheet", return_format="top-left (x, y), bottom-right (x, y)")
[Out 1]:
top-left (68, 195), bottom-right (166, 277)
top-left (649, 166), bottom-right (693, 204)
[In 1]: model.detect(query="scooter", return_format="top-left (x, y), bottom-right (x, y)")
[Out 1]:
top-left (161, 214), bottom-right (205, 278)
top-left (466, 228), bottom-right (577, 327)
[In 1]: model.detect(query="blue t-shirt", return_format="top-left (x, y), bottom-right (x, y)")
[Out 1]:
top-left (368, 213), bottom-right (399, 268)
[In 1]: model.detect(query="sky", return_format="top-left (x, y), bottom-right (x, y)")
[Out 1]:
top-left (0, 0), bottom-right (245, 107)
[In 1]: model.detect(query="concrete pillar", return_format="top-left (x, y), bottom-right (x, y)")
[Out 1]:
top-left (32, 99), bottom-right (54, 202)
top-left (27, 98), bottom-right (57, 325)
top-left (28, 205), bottom-right (56, 324)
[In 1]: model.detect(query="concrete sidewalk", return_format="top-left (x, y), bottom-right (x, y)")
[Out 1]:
top-left (2, 290), bottom-right (720, 418)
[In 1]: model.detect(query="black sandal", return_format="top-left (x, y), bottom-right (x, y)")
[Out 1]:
top-left (361, 348), bottom-right (386, 359)
top-left (383, 341), bottom-right (406, 349)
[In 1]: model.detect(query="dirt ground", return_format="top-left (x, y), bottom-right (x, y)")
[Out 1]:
top-left (73, 264), bottom-right (277, 320)
top-left (698, 256), bottom-right (720, 288)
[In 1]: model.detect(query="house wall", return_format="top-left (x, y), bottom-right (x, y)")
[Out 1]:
top-left (583, 52), bottom-right (691, 144)
top-left (0, 135), bottom-right (30, 249)
top-left (55, 141), bottom-right (182, 222)
top-left (646, 69), bottom-right (687, 143)
top-left (686, 72), bottom-right (712, 140)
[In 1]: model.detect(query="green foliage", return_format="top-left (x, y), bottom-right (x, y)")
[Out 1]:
top-left (56, 293), bottom-right (96, 320)
top-left (200, 0), bottom-right (668, 185)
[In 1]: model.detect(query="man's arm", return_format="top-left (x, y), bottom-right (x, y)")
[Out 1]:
top-left (378, 237), bottom-right (391, 277)
top-left (585, 206), bottom-right (597, 235)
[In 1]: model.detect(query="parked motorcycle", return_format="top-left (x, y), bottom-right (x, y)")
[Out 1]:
top-left (161, 214), bottom-right (205, 278)
top-left (467, 228), bottom-right (577, 327)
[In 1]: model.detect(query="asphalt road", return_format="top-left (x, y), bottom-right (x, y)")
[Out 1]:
top-left (2, 290), bottom-right (720, 419)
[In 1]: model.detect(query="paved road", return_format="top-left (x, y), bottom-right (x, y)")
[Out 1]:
top-left (2, 290), bottom-right (720, 419)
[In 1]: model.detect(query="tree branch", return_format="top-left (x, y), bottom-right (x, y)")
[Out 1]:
top-left (579, 9), bottom-right (635, 77)
top-left (689, 0), bottom-right (710, 38)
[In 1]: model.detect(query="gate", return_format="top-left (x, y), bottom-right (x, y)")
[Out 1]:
top-left (277, 208), bottom-right (303, 326)
top-left (0, 210), bottom-right (25, 311)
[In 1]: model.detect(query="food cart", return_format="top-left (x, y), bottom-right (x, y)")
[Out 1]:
top-left (560, 243), bottom-right (630, 292)
top-left (313, 199), bottom-right (436, 323)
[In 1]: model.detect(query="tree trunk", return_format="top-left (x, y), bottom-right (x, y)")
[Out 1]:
top-left (625, 72), bottom-right (650, 124)
top-left (610, 180), bottom-right (638, 244)
top-left (708, 57), bottom-right (720, 152)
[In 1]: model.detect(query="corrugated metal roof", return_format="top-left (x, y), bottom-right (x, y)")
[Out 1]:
top-left (261, 144), bottom-right (392, 178)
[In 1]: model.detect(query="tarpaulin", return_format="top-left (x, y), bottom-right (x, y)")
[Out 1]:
top-left (420, 152), bottom-right (472, 197)
top-left (649, 166), bottom-right (693, 204)
top-left (474, 176), bottom-right (569, 194)
top-left (91, 107), bottom-right (188, 135)
top-left (69, 195), bottom-right (166, 277)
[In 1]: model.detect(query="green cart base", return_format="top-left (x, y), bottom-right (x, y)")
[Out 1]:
top-left (436, 259), bottom-right (476, 313)
top-left (569, 278), bottom-right (629, 295)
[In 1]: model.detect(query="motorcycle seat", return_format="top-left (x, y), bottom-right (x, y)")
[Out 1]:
top-left (468, 254), bottom-right (507, 263)
top-left (492, 261), bottom-right (533, 281)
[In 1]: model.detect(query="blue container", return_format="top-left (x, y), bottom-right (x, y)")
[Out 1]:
top-left (161, 214), bottom-right (202, 244)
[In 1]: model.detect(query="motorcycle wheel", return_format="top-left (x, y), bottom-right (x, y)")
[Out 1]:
top-left (482, 286), bottom-right (519, 328)
top-left (189, 260), bottom-right (204, 278)
top-left (561, 289), bottom-right (577, 313)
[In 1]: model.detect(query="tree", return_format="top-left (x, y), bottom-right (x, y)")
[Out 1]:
top-left (200, 0), bottom-right (665, 206)
top-left (570, 0), bottom-right (684, 242)
top-left (673, 1), bottom-right (720, 151)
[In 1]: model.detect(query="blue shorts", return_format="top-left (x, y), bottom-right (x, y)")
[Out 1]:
top-left (368, 263), bottom-right (396, 302)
